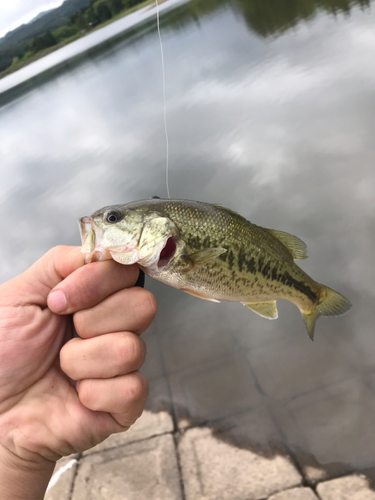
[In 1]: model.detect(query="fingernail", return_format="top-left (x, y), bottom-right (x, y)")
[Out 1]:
top-left (48, 290), bottom-right (67, 313)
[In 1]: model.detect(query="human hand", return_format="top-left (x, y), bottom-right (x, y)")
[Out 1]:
top-left (0, 246), bottom-right (156, 499)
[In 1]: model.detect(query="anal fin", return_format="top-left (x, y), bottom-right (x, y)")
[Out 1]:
top-left (182, 289), bottom-right (221, 303)
top-left (242, 301), bottom-right (278, 319)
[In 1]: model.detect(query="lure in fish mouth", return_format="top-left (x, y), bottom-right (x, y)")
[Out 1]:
top-left (79, 198), bottom-right (351, 340)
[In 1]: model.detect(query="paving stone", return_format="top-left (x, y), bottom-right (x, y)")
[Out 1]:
top-left (317, 474), bottom-right (375, 500)
top-left (72, 434), bottom-right (182, 500)
top-left (247, 333), bottom-right (356, 401)
top-left (169, 352), bottom-right (262, 428)
top-left (45, 455), bottom-right (79, 500)
top-left (179, 407), bottom-right (302, 500)
top-left (272, 378), bottom-right (375, 482)
top-left (268, 487), bottom-right (319, 499)
top-left (84, 376), bottom-right (173, 455)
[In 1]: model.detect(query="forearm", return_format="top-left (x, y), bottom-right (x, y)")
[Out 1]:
top-left (0, 447), bottom-right (55, 500)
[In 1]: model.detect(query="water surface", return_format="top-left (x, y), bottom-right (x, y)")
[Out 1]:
top-left (1, 0), bottom-right (375, 481)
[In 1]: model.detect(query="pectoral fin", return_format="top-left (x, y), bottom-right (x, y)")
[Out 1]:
top-left (242, 301), bottom-right (278, 319)
top-left (263, 228), bottom-right (308, 260)
top-left (182, 289), bottom-right (221, 303)
top-left (183, 247), bottom-right (227, 269)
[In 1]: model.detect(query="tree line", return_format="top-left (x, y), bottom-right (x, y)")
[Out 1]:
top-left (4, 0), bottom-right (146, 72)
top-left (1, 0), bottom-right (371, 77)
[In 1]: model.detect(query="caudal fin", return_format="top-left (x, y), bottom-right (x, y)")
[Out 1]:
top-left (301, 285), bottom-right (351, 341)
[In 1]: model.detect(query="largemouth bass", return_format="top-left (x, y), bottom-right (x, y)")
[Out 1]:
top-left (79, 198), bottom-right (351, 340)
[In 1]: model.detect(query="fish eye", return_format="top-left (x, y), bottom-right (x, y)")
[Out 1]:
top-left (105, 210), bottom-right (121, 224)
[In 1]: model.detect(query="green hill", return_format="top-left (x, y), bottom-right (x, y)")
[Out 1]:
top-left (0, 0), bottom-right (90, 72)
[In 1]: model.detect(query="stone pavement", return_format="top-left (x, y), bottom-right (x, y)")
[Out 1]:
top-left (45, 282), bottom-right (375, 499)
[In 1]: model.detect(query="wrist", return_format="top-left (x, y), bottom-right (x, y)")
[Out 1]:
top-left (0, 445), bottom-right (55, 500)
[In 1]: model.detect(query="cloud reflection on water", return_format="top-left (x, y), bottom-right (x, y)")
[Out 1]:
top-left (1, 0), bottom-right (375, 478)
top-left (0, 1), bottom-right (374, 291)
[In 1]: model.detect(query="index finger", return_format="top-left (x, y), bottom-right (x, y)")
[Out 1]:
top-left (47, 259), bottom-right (139, 314)
top-left (2, 246), bottom-right (84, 307)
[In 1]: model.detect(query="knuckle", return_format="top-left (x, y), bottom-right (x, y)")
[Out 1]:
top-left (59, 345), bottom-right (69, 373)
top-left (115, 333), bottom-right (145, 368)
top-left (133, 289), bottom-right (157, 324)
top-left (73, 311), bottom-right (88, 336)
top-left (144, 290), bottom-right (157, 320)
top-left (59, 341), bottom-right (78, 378)
top-left (126, 373), bottom-right (148, 403)
top-left (78, 381), bottom-right (100, 411)
top-left (78, 384), bottom-right (88, 405)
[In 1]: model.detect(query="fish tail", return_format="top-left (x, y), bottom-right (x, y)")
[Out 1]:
top-left (301, 285), bottom-right (351, 341)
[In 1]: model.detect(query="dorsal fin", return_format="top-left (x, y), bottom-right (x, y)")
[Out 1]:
top-left (212, 204), bottom-right (308, 260)
top-left (212, 204), bottom-right (247, 220)
top-left (263, 228), bottom-right (308, 260)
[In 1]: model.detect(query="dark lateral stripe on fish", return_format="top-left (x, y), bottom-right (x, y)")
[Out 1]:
top-left (228, 249), bottom-right (235, 270)
top-left (262, 262), bottom-right (271, 276)
top-left (259, 260), bottom-right (317, 302)
top-left (225, 247), bottom-right (318, 302)
top-left (246, 257), bottom-right (256, 274)
top-left (186, 235), bottom-right (202, 249)
top-left (203, 236), bottom-right (211, 247)
top-left (82, 198), bottom-right (352, 340)
top-left (236, 249), bottom-right (258, 275)
top-left (237, 249), bottom-right (318, 302)
top-left (179, 217), bottom-right (316, 302)
top-left (258, 257), bottom-right (264, 273)
top-left (219, 251), bottom-right (227, 263)
top-left (186, 235), bottom-right (220, 251)
top-left (277, 271), bottom-right (318, 302)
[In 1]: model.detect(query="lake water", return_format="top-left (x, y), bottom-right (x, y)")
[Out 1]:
top-left (1, 0), bottom-right (375, 484)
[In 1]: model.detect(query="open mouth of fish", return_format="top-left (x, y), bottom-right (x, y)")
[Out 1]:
top-left (79, 216), bottom-right (177, 268)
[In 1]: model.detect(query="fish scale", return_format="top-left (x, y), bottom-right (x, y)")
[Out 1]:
top-left (80, 198), bottom-right (351, 340)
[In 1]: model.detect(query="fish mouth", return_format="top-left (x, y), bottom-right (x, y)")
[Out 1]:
top-left (78, 216), bottom-right (177, 268)
top-left (79, 216), bottom-right (109, 264)
top-left (79, 216), bottom-right (140, 264)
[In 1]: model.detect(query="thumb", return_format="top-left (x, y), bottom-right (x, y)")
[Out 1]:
top-left (3, 246), bottom-right (85, 307)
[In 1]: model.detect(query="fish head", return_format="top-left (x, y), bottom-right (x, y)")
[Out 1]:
top-left (79, 204), bottom-right (178, 269)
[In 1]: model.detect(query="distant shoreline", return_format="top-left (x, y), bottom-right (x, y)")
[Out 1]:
top-left (0, 0), bottom-right (165, 81)
top-left (0, 0), bottom-right (186, 106)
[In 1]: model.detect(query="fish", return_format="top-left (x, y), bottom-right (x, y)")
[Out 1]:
top-left (79, 198), bottom-right (351, 340)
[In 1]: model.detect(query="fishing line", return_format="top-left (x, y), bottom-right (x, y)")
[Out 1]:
top-left (155, 0), bottom-right (171, 199)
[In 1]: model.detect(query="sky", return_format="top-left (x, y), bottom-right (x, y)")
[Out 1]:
top-left (0, 0), bottom-right (64, 38)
